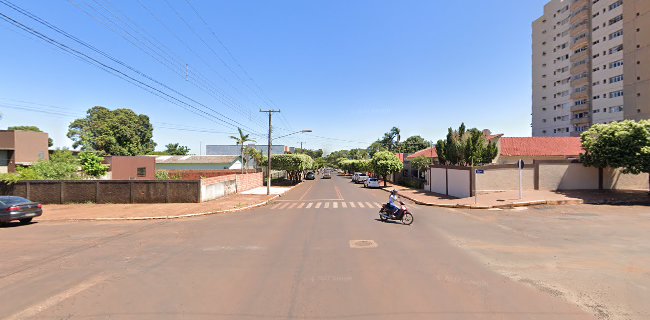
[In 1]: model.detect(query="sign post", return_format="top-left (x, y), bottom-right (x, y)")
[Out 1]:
top-left (517, 160), bottom-right (525, 200)
top-left (474, 169), bottom-right (484, 204)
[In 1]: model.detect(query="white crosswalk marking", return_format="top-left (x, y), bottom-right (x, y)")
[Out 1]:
top-left (271, 201), bottom-right (384, 210)
top-left (279, 203), bottom-right (290, 209)
top-left (341, 202), bottom-right (347, 208)
top-left (357, 202), bottom-right (365, 208)
top-left (272, 203), bottom-right (282, 209)
top-left (365, 202), bottom-right (373, 208)
top-left (349, 202), bottom-right (356, 208)
top-left (324, 202), bottom-right (330, 209)
top-left (306, 202), bottom-right (313, 209)
top-left (374, 202), bottom-right (382, 208)
top-left (288, 203), bottom-right (298, 209)
top-left (298, 202), bottom-right (306, 209)
top-left (333, 202), bottom-right (338, 209)
top-left (315, 202), bottom-right (322, 209)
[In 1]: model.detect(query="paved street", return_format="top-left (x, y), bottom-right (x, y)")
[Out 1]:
top-left (1, 175), bottom-right (601, 319)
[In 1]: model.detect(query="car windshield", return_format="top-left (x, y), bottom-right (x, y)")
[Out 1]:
top-left (359, 174), bottom-right (367, 176)
top-left (0, 197), bottom-right (30, 206)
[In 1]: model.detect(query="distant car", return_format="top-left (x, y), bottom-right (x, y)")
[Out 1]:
top-left (366, 178), bottom-right (381, 188)
top-left (355, 173), bottom-right (368, 184)
top-left (305, 172), bottom-right (316, 180)
top-left (0, 196), bottom-right (42, 224)
top-left (322, 172), bottom-right (331, 179)
top-left (352, 172), bottom-right (362, 182)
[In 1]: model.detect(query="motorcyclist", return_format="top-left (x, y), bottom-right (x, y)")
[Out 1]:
top-left (387, 189), bottom-right (400, 217)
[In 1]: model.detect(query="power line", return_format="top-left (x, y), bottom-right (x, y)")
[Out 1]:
top-left (74, 0), bottom-right (267, 130)
top-left (0, 0), bottom-right (262, 135)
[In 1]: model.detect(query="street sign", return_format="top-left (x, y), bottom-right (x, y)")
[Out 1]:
top-left (475, 169), bottom-right (485, 174)
top-left (517, 159), bottom-right (525, 169)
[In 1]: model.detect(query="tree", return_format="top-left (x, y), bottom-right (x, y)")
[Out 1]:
top-left (581, 120), bottom-right (650, 191)
top-left (15, 150), bottom-right (79, 180)
top-left (400, 135), bottom-right (432, 154)
top-left (164, 143), bottom-right (190, 156)
top-left (8, 126), bottom-right (53, 147)
top-left (245, 146), bottom-right (263, 170)
top-left (262, 154), bottom-right (314, 182)
top-left (434, 123), bottom-right (497, 166)
top-left (376, 127), bottom-right (402, 152)
top-left (410, 156), bottom-right (432, 179)
top-left (78, 151), bottom-right (109, 178)
top-left (371, 151), bottom-right (404, 187)
top-left (67, 106), bottom-right (156, 156)
top-left (230, 127), bottom-right (256, 173)
top-left (296, 148), bottom-right (324, 159)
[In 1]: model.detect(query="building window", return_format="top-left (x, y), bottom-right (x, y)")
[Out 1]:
top-left (609, 106), bottom-right (624, 113)
top-left (609, 60), bottom-right (623, 68)
top-left (610, 74), bottom-right (624, 83)
top-left (609, 90), bottom-right (624, 98)
top-left (609, 29), bottom-right (623, 40)
top-left (609, 0), bottom-right (623, 10)
top-left (609, 14), bottom-right (623, 26)
top-left (137, 167), bottom-right (147, 177)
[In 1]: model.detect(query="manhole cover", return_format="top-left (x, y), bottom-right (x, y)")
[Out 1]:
top-left (349, 240), bottom-right (378, 249)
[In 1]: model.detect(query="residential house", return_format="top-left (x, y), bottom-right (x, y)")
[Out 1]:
top-left (0, 130), bottom-right (49, 173)
top-left (105, 156), bottom-right (156, 180)
top-left (206, 144), bottom-right (294, 169)
top-left (156, 155), bottom-right (242, 171)
top-left (492, 137), bottom-right (583, 164)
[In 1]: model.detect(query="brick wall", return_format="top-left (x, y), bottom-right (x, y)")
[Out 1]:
top-left (236, 172), bottom-right (263, 192)
top-left (165, 169), bottom-right (257, 180)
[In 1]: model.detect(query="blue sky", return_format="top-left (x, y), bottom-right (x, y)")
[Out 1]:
top-left (0, 0), bottom-right (549, 154)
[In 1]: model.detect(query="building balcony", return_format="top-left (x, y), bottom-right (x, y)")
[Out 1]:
top-left (570, 0), bottom-right (588, 10)
top-left (571, 103), bottom-right (590, 113)
top-left (570, 90), bottom-right (591, 101)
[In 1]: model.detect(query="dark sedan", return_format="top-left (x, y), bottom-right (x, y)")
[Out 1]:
top-left (0, 196), bottom-right (42, 224)
top-left (305, 172), bottom-right (316, 180)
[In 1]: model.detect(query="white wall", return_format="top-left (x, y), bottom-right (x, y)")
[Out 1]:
top-left (447, 169), bottom-right (470, 198)
top-left (428, 168), bottom-right (447, 195)
top-left (200, 180), bottom-right (237, 202)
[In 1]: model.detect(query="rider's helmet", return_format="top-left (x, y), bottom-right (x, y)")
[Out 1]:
top-left (391, 189), bottom-right (398, 195)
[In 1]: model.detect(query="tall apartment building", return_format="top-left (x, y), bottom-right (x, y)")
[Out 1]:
top-left (532, 0), bottom-right (650, 137)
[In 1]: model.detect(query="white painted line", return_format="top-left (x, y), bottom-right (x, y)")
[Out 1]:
top-left (357, 202), bottom-right (365, 208)
top-left (5, 274), bottom-right (108, 320)
top-left (271, 203), bottom-right (282, 210)
top-left (315, 202), bottom-right (322, 209)
top-left (333, 202), bottom-right (338, 209)
top-left (298, 202), bottom-right (306, 209)
top-left (341, 202), bottom-right (347, 208)
top-left (349, 202), bottom-right (356, 208)
top-left (278, 203), bottom-right (291, 209)
top-left (306, 202), bottom-right (313, 209)
top-left (374, 202), bottom-right (382, 208)
top-left (288, 203), bottom-right (298, 209)
top-left (365, 202), bottom-right (374, 208)
top-left (324, 202), bottom-right (330, 209)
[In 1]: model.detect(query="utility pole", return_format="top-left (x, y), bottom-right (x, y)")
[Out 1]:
top-left (260, 109), bottom-right (280, 195)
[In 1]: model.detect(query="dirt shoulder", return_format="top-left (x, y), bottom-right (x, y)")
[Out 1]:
top-left (39, 193), bottom-right (276, 221)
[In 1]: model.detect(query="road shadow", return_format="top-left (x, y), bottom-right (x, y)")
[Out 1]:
top-left (373, 218), bottom-right (407, 226)
top-left (0, 221), bottom-right (39, 228)
top-left (555, 190), bottom-right (650, 206)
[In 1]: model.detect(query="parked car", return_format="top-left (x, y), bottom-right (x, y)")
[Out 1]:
top-left (352, 172), bottom-right (362, 182)
top-left (355, 173), bottom-right (368, 184)
top-left (322, 172), bottom-right (331, 179)
top-left (305, 172), bottom-right (316, 180)
top-left (365, 178), bottom-right (381, 188)
top-left (0, 196), bottom-right (42, 224)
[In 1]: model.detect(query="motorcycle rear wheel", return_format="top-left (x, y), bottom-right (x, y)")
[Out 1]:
top-left (401, 213), bottom-right (413, 225)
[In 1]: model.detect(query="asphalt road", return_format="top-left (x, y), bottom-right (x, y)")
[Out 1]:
top-left (0, 175), bottom-right (595, 319)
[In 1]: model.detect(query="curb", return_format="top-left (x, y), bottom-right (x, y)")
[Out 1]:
top-left (42, 183), bottom-right (303, 222)
top-left (378, 186), bottom-right (584, 210)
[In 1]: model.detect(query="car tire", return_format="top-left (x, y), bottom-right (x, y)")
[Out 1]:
top-left (19, 218), bottom-right (32, 224)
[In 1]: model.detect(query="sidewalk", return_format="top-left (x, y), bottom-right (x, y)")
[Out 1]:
top-left (39, 186), bottom-right (295, 221)
top-left (380, 182), bottom-right (650, 209)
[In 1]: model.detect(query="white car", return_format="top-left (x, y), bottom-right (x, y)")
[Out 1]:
top-left (352, 172), bottom-right (362, 182)
top-left (365, 178), bottom-right (380, 188)
top-left (355, 173), bottom-right (368, 184)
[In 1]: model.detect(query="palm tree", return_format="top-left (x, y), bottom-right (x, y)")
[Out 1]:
top-left (230, 128), bottom-right (256, 173)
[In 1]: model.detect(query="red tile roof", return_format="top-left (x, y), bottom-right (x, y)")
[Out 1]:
top-left (406, 147), bottom-right (438, 160)
top-left (498, 137), bottom-right (583, 157)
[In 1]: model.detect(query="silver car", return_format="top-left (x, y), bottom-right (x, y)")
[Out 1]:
top-left (0, 196), bottom-right (43, 224)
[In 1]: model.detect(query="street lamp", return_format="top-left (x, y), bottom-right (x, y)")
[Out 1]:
top-left (266, 129), bottom-right (312, 195)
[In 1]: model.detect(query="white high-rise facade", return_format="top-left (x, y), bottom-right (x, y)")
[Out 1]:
top-left (532, 0), bottom-right (649, 137)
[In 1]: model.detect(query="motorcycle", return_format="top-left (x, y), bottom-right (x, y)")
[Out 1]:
top-left (379, 201), bottom-right (414, 225)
